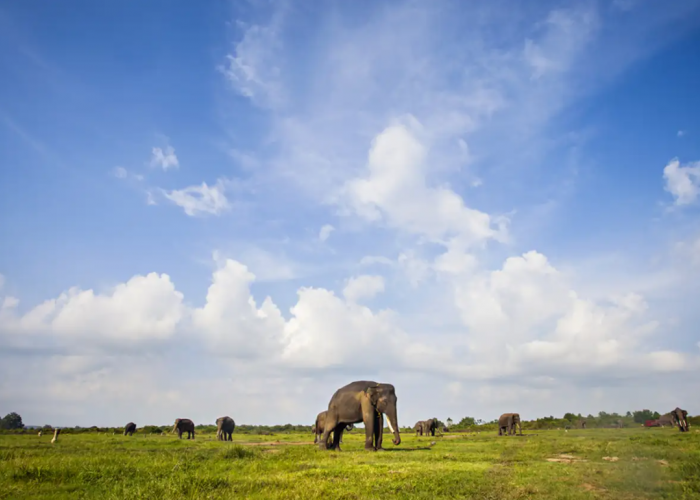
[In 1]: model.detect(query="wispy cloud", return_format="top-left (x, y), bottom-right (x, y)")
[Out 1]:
top-left (149, 144), bottom-right (179, 171)
top-left (318, 224), bottom-right (334, 242)
top-left (663, 157), bottom-right (700, 206)
top-left (162, 180), bottom-right (230, 216)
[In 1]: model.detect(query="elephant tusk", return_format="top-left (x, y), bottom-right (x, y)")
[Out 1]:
top-left (386, 417), bottom-right (395, 434)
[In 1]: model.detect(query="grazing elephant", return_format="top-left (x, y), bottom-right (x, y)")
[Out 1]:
top-left (423, 418), bottom-right (438, 437)
top-left (577, 419), bottom-right (587, 429)
top-left (414, 420), bottom-right (426, 436)
top-left (671, 407), bottom-right (689, 432)
top-left (172, 418), bottom-right (195, 439)
top-left (313, 411), bottom-right (353, 445)
top-left (216, 416), bottom-right (235, 441)
top-left (319, 380), bottom-right (401, 451)
top-left (124, 422), bottom-right (136, 436)
top-left (498, 413), bottom-right (522, 436)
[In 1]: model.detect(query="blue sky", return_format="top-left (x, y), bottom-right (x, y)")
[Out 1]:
top-left (1, 0), bottom-right (700, 428)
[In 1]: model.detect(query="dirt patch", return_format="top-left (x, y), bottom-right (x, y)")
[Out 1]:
top-left (547, 454), bottom-right (587, 464)
top-left (581, 483), bottom-right (606, 492)
top-left (603, 456), bottom-right (619, 462)
top-left (657, 459), bottom-right (669, 466)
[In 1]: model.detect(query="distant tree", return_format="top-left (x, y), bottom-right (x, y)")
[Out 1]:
top-left (446, 418), bottom-right (453, 428)
top-left (1, 412), bottom-right (24, 430)
top-left (625, 411), bottom-right (632, 418)
top-left (458, 416), bottom-right (476, 427)
top-left (563, 413), bottom-right (577, 422)
top-left (632, 409), bottom-right (658, 424)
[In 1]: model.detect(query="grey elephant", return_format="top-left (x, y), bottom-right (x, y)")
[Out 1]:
top-left (216, 416), bottom-right (235, 441)
top-left (124, 422), bottom-right (136, 436)
top-left (498, 413), bottom-right (522, 436)
top-left (414, 420), bottom-right (426, 436)
top-left (577, 419), bottom-right (587, 429)
top-left (423, 418), bottom-right (438, 437)
top-left (319, 380), bottom-right (401, 451)
top-left (658, 413), bottom-right (675, 427)
top-left (313, 411), bottom-right (353, 445)
top-left (671, 407), bottom-right (689, 432)
top-left (172, 418), bottom-right (195, 439)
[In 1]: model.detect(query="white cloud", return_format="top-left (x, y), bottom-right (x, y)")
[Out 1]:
top-left (677, 130), bottom-right (686, 137)
top-left (0, 273), bottom-right (184, 345)
top-left (343, 117), bottom-right (507, 249)
top-left (318, 224), bottom-right (334, 242)
top-left (113, 166), bottom-right (127, 179)
top-left (192, 259), bottom-right (286, 357)
top-left (0, 273), bottom-right (4, 291)
top-left (162, 180), bottom-right (230, 216)
top-left (663, 157), bottom-right (700, 205)
top-left (342, 275), bottom-right (385, 303)
top-left (149, 144), bottom-right (179, 171)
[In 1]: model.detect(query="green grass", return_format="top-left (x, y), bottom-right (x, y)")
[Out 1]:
top-left (1, 428), bottom-right (699, 499)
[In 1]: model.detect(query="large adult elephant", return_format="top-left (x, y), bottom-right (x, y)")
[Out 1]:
top-left (498, 413), bottom-right (522, 436)
top-left (671, 407), bottom-right (689, 432)
top-left (423, 418), bottom-right (438, 437)
top-left (172, 418), bottom-right (195, 439)
top-left (216, 416), bottom-right (235, 441)
top-left (319, 380), bottom-right (401, 451)
top-left (313, 411), bottom-right (353, 445)
top-left (414, 420), bottom-right (426, 436)
top-left (123, 422), bottom-right (136, 436)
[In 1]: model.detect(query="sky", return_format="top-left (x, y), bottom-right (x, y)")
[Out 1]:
top-left (1, 0), bottom-right (700, 428)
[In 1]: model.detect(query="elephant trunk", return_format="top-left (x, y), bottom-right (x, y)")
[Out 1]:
top-left (385, 408), bottom-right (401, 446)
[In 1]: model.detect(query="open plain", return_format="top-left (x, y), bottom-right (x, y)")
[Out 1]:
top-left (1, 428), bottom-right (698, 499)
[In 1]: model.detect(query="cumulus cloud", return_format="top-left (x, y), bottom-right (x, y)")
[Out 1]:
top-left (663, 158), bottom-right (700, 206)
top-left (342, 275), bottom-right (385, 303)
top-left (0, 273), bottom-right (184, 346)
top-left (149, 144), bottom-right (179, 171)
top-left (343, 117), bottom-right (507, 249)
top-left (163, 180), bottom-right (230, 216)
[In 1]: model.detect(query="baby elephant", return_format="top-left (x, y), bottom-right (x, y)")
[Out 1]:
top-left (216, 416), bottom-right (235, 441)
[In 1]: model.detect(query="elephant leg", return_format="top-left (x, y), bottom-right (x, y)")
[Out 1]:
top-left (363, 407), bottom-right (376, 451)
top-left (375, 412), bottom-right (384, 450)
top-left (320, 413), bottom-right (338, 450)
top-left (334, 424), bottom-right (345, 450)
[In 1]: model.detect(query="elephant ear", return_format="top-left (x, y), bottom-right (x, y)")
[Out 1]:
top-left (366, 385), bottom-right (380, 406)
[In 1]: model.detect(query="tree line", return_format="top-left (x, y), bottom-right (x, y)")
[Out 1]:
top-left (1, 409), bottom-right (696, 434)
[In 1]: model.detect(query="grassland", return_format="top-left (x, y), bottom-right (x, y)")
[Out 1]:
top-left (1, 428), bottom-right (699, 499)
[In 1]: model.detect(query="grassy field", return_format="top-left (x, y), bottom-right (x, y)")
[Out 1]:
top-left (1, 428), bottom-right (699, 499)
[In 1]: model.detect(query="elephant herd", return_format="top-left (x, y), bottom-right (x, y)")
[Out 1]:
top-left (120, 417), bottom-right (236, 441)
top-left (117, 380), bottom-right (689, 452)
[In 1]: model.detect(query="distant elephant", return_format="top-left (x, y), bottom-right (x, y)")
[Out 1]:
top-left (671, 407), bottom-right (689, 432)
top-left (124, 422), bottom-right (136, 436)
top-left (414, 420), bottom-right (426, 436)
top-left (423, 418), bottom-right (438, 437)
top-left (172, 418), bottom-right (195, 439)
top-left (442, 426), bottom-right (449, 433)
top-left (658, 413), bottom-right (675, 427)
top-left (216, 416), bottom-right (235, 441)
top-left (319, 380), bottom-right (401, 451)
top-left (578, 420), bottom-right (587, 429)
top-left (498, 413), bottom-right (522, 436)
top-left (313, 411), bottom-right (353, 445)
